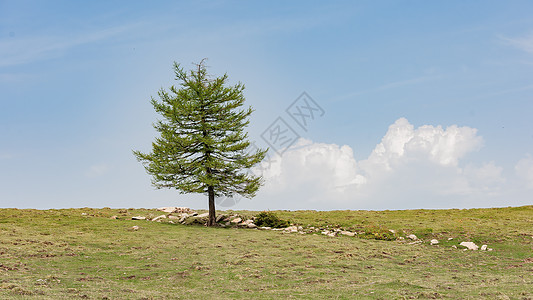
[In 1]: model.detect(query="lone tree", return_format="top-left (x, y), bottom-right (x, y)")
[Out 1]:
top-left (133, 59), bottom-right (267, 226)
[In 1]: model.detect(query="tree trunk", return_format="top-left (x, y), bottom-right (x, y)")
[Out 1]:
top-left (207, 185), bottom-right (216, 226)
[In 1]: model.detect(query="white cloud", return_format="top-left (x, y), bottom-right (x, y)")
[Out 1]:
top-left (515, 156), bottom-right (533, 189)
top-left (86, 164), bottom-right (110, 178)
top-left (245, 118), bottom-right (507, 210)
top-left (500, 33), bottom-right (533, 54)
top-left (0, 24), bottom-right (137, 67)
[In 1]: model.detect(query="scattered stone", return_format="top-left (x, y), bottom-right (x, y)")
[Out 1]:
top-left (230, 217), bottom-right (242, 224)
top-left (407, 234), bottom-right (418, 240)
top-left (81, 213), bottom-right (87, 216)
top-left (110, 215), bottom-right (118, 219)
top-left (430, 239), bottom-right (439, 245)
top-left (340, 231), bottom-right (356, 237)
top-left (397, 237), bottom-right (405, 240)
top-left (131, 226), bottom-right (139, 231)
top-left (243, 219), bottom-right (254, 225)
top-left (216, 215), bottom-right (227, 223)
top-left (168, 215), bottom-right (180, 220)
top-left (480, 245), bottom-right (488, 251)
top-left (389, 229), bottom-right (396, 234)
top-left (152, 215), bottom-right (166, 222)
top-left (488, 248), bottom-right (493, 251)
top-left (131, 216), bottom-right (146, 220)
top-left (157, 207), bottom-right (193, 214)
top-left (452, 245), bottom-right (457, 249)
top-left (460, 242), bottom-right (479, 250)
top-left (259, 227), bottom-right (271, 230)
top-left (247, 223), bottom-right (257, 229)
top-left (448, 237), bottom-right (453, 241)
top-left (285, 226), bottom-right (298, 233)
top-left (197, 213), bottom-right (209, 218)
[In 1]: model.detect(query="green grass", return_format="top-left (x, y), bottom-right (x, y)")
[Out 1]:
top-left (0, 206), bottom-right (532, 299)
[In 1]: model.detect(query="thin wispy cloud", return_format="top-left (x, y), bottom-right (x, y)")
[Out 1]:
top-left (0, 24), bottom-right (138, 67)
top-left (499, 33), bottom-right (533, 54)
top-left (335, 75), bottom-right (439, 102)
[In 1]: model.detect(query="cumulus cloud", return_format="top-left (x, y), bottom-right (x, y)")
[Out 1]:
top-left (515, 156), bottom-right (533, 189)
top-left (246, 118), bottom-right (507, 210)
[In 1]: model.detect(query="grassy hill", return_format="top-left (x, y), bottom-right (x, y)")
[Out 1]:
top-left (0, 206), bottom-right (531, 299)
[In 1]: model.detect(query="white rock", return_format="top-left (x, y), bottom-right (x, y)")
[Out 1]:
top-left (460, 241), bottom-right (479, 250)
top-left (407, 234), bottom-right (418, 240)
top-left (488, 248), bottom-right (493, 251)
top-left (448, 237), bottom-right (453, 240)
top-left (430, 239), bottom-right (439, 245)
top-left (243, 219), bottom-right (254, 225)
top-left (168, 215), bottom-right (180, 220)
top-left (131, 226), bottom-right (139, 230)
top-left (389, 229), bottom-right (396, 234)
top-left (340, 231), bottom-right (355, 237)
top-left (131, 216), bottom-right (146, 220)
top-left (327, 232), bottom-right (336, 237)
top-left (452, 245), bottom-right (457, 249)
top-left (285, 226), bottom-right (298, 233)
top-left (197, 213), bottom-right (209, 218)
top-left (247, 223), bottom-right (257, 228)
top-left (230, 217), bottom-right (242, 224)
top-left (157, 207), bottom-right (192, 214)
top-left (259, 227), bottom-right (271, 230)
top-left (480, 245), bottom-right (488, 251)
top-left (152, 215), bottom-right (167, 221)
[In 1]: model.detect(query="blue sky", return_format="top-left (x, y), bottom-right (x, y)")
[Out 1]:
top-left (1, 1), bottom-right (532, 210)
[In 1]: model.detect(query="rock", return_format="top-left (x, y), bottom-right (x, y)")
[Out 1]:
top-left (340, 231), bottom-right (355, 237)
top-left (298, 226), bottom-right (303, 231)
top-left (168, 215), bottom-right (180, 220)
top-left (157, 207), bottom-right (193, 214)
top-left (152, 215), bottom-right (166, 221)
top-left (480, 245), bottom-right (488, 251)
top-left (460, 242), bottom-right (479, 250)
top-left (110, 215), bottom-right (118, 219)
top-left (407, 234), bottom-right (418, 240)
top-left (327, 232), bottom-right (336, 237)
top-left (430, 239), bottom-right (439, 245)
top-left (182, 216), bottom-right (205, 226)
top-left (448, 237), bottom-right (453, 241)
top-left (197, 213), bottom-right (209, 218)
top-left (285, 226), bottom-right (298, 233)
top-left (259, 227), bottom-right (271, 230)
top-left (243, 219), bottom-right (254, 225)
top-left (131, 216), bottom-right (146, 220)
top-left (488, 248), bottom-right (493, 251)
top-left (216, 215), bottom-right (227, 223)
top-left (389, 229), bottom-right (396, 234)
top-left (230, 217), bottom-right (242, 224)
top-left (452, 245), bottom-right (457, 249)
top-left (247, 223), bottom-right (257, 228)
top-left (131, 226), bottom-right (139, 230)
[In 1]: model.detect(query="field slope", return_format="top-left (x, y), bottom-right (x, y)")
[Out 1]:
top-left (0, 206), bottom-right (532, 299)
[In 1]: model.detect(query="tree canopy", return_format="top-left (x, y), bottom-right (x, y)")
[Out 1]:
top-left (133, 60), bottom-right (267, 226)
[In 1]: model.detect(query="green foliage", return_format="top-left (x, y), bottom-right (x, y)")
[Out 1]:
top-left (254, 211), bottom-right (290, 228)
top-left (359, 226), bottom-right (397, 241)
top-left (133, 59), bottom-right (267, 199)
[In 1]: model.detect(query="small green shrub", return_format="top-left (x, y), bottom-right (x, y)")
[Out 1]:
top-left (359, 226), bottom-right (396, 241)
top-left (254, 211), bottom-right (290, 228)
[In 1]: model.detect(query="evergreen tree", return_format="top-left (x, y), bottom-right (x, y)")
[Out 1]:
top-left (133, 59), bottom-right (267, 226)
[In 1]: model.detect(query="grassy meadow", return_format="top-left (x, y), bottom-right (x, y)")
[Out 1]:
top-left (0, 206), bottom-right (532, 299)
